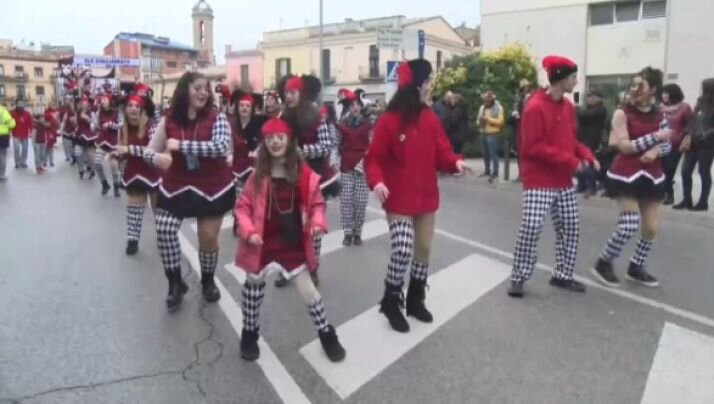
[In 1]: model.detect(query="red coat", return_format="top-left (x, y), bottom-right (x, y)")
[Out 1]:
top-left (10, 109), bottom-right (33, 138)
top-left (44, 109), bottom-right (59, 147)
top-left (365, 108), bottom-right (461, 216)
top-left (519, 89), bottom-right (594, 190)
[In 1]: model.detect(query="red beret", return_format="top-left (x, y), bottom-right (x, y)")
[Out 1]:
top-left (238, 94), bottom-right (254, 105)
top-left (285, 77), bottom-right (304, 92)
top-left (261, 118), bottom-right (292, 137)
top-left (126, 94), bottom-right (145, 109)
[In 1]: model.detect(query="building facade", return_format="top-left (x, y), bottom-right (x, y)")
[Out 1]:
top-left (153, 65), bottom-right (226, 106)
top-left (0, 39), bottom-right (65, 110)
top-left (259, 15), bottom-right (474, 101)
top-left (481, 0), bottom-right (713, 106)
top-left (224, 47), bottom-right (264, 92)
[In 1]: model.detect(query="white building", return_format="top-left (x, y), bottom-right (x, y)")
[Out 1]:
top-left (481, 0), bottom-right (714, 105)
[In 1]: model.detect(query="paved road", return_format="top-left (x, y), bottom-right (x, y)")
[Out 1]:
top-left (2, 153), bottom-right (714, 404)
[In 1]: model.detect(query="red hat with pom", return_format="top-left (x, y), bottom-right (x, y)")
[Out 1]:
top-left (542, 55), bottom-right (578, 83)
top-left (397, 59), bottom-right (432, 90)
top-left (126, 94), bottom-right (146, 109)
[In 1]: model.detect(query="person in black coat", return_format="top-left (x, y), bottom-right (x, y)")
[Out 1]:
top-left (576, 91), bottom-right (608, 196)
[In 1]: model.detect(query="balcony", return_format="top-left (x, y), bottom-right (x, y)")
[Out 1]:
top-left (0, 72), bottom-right (29, 83)
top-left (358, 66), bottom-right (384, 84)
top-left (320, 69), bottom-right (338, 85)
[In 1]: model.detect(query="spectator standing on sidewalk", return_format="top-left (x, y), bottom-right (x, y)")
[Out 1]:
top-left (478, 90), bottom-right (505, 183)
top-left (0, 103), bottom-right (17, 181)
top-left (510, 79), bottom-right (532, 182)
top-left (660, 84), bottom-right (693, 206)
top-left (576, 91), bottom-right (608, 197)
top-left (448, 93), bottom-right (470, 154)
top-left (433, 91), bottom-right (453, 131)
top-left (10, 99), bottom-right (33, 169)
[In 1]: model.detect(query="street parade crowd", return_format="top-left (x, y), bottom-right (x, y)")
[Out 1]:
top-left (1, 55), bottom-right (714, 364)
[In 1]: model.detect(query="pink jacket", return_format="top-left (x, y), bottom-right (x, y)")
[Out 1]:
top-left (234, 163), bottom-right (327, 273)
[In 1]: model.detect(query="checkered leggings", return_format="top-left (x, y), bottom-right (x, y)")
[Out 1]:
top-left (600, 211), bottom-right (653, 266)
top-left (126, 203), bottom-right (146, 241)
top-left (340, 171), bottom-right (369, 237)
top-left (511, 188), bottom-right (580, 283)
top-left (155, 209), bottom-right (183, 273)
top-left (94, 148), bottom-right (120, 185)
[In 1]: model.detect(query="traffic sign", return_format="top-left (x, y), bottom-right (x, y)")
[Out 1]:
top-left (386, 61), bottom-right (402, 83)
top-left (377, 28), bottom-right (403, 50)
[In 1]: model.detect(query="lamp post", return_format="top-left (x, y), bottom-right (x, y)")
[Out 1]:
top-left (318, 0), bottom-right (324, 102)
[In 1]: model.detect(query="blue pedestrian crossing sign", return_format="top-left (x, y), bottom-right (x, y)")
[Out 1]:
top-left (386, 61), bottom-right (401, 83)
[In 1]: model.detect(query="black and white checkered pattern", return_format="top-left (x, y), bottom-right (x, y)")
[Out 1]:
top-left (313, 233), bottom-right (323, 268)
top-left (410, 261), bottom-right (429, 282)
top-left (126, 203), bottom-right (146, 241)
top-left (241, 280), bottom-right (266, 332)
top-left (631, 239), bottom-right (654, 266)
top-left (386, 219), bottom-right (415, 288)
top-left (74, 144), bottom-right (91, 175)
top-left (511, 188), bottom-right (580, 283)
top-left (199, 250), bottom-right (219, 276)
top-left (307, 297), bottom-right (329, 332)
top-left (600, 211), bottom-right (640, 263)
top-left (94, 148), bottom-right (108, 183)
top-left (339, 171), bottom-right (369, 236)
top-left (178, 113), bottom-right (231, 158)
top-left (301, 121), bottom-right (332, 160)
top-left (155, 209), bottom-right (184, 271)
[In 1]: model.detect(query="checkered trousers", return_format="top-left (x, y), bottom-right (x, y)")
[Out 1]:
top-left (155, 209), bottom-right (183, 273)
top-left (511, 188), bottom-right (580, 283)
top-left (340, 171), bottom-right (369, 236)
top-left (386, 220), bottom-right (415, 288)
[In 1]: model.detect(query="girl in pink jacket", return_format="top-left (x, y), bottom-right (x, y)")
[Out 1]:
top-left (234, 118), bottom-right (346, 363)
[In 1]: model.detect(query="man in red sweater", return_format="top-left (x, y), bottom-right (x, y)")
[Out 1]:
top-left (10, 99), bottom-right (33, 169)
top-left (508, 55), bottom-right (600, 298)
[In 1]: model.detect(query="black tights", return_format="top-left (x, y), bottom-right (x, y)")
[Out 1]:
top-left (681, 147), bottom-right (714, 205)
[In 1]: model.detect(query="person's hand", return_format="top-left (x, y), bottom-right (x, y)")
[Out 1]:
top-left (248, 150), bottom-right (257, 159)
top-left (154, 153), bottom-right (173, 170)
top-left (592, 159), bottom-right (601, 173)
top-left (576, 161), bottom-right (587, 173)
top-left (226, 153), bottom-right (233, 166)
top-left (680, 135), bottom-right (692, 153)
top-left (640, 148), bottom-right (660, 164)
top-left (656, 128), bottom-right (674, 141)
top-left (455, 160), bottom-right (473, 175)
top-left (248, 234), bottom-right (263, 246)
top-left (114, 145), bottom-right (129, 155)
top-left (310, 227), bottom-right (325, 237)
top-left (373, 182), bottom-right (390, 204)
top-left (166, 138), bottom-right (180, 152)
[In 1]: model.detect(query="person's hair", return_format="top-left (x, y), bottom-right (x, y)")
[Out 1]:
top-left (323, 104), bottom-right (337, 125)
top-left (120, 107), bottom-right (149, 146)
top-left (169, 72), bottom-right (215, 127)
top-left (637, 66), bottom-right (664, 101)
top-left (281, 96), bottom-right (320, 136)
top-left (662, 83), bottom-right (685, 105)
top-left (698, 78), bottom-right (714, 114)
top-left (386, 86), bottom-right (426, 123)
top-left (252, 135), bottom-right (302, 194)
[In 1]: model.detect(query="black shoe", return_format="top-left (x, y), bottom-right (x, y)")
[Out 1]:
top-left (201, 272), bottom-right (221, 303)
top-left (507, 281), bottom-right (524, 298)
top-left (101, 180), bottom-right (111, 196)
top-left (125, 239), bottom-right (139, 256)
top-left (240, 329), bottom-right (260, 361)
top-left (626, 262), bottom-right (660, 287)
top-left (406, 278), bottom-right (433, 323)
top-left (591, 258), bottom-right (620, 288)
top-left (274, 274), bottom-right (289, 288)
top-left (673, 200), bottom-right (692, 210)
top-left (663, 194), bottom-right (674, 206)
top-left (379, 282), bottom-right (410, 333)
top-left (692, 202), bottom-right (709, 212)
top-left (165, 270), bottom-right (188, 311)
top-left (342, 235), bottom-right (353, 246)
top-left (318, 325), bottom-right (346, 363)
top-left (113, 184), bottom-right (121, 198)
top-left (352, 235), bottom-right (363, 246)
top-left (549, 277), bottom-right (586, 293)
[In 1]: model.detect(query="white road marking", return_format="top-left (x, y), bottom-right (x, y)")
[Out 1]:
top-left (300, 253), bottom-right (510, 399)
top-left (366, 206), bottom-right (714, 330)
top-left (641, 322), bottom-right (714, 404)
top-left (190, 215), bottom-right (234, 233)
top-left (178, 232), bottom-right (311, 404)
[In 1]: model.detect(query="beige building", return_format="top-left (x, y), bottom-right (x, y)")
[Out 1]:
top-left (152, 65), bottom-right (226, 106)
top-left (259, 15), bottom-right (475, 101)
top-left (0, 39), bottom-right (62, 110)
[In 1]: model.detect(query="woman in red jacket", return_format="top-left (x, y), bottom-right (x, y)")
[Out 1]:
top-left (365, 59), bottom-right (470, 333)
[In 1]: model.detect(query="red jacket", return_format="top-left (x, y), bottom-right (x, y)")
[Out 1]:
top-left (519, 90), bottom-right (594, 190)
top-left (10, 109), bottom-right (33, 138)
top-left (365, 108), bottom-right (461, 215)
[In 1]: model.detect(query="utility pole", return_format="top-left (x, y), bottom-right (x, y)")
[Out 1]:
top-left (319, 0), bottom-right (324, 80)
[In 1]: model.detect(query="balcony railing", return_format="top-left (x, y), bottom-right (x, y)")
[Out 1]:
top-left (0, 72), bottom-right (29, 83)
top-left (358, 66), bottom-right (383, 83)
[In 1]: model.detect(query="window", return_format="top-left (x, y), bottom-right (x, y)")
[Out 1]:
top-left (0, 65), bottom-right (4, 76)
top-left (369, 45), bottom-right (379, 77)
top-left (36, 86), bottom-right (45, 96)
top-left (590, 3), bottom-right (614, 25)
top-left (0, 85), bottom-right (5, 97)
top-left (643, 0), bottom-right (667, 19)
top-left (321, 49), bottom-right (331, 81)
top-left (240, 64), bottom-right (250, 88)
top-left (14, 66), bottom-right (24, 73)
top-left (16, 85), bottom-right (26, 99)
top-left (275, 58), bottom-right (291, 79)
top-left (616, 2), bottom-right (640, 22)
top-left (34, 67), bottom-right (43, 78)
top-left (166, 61), bottom-right (178, 69)
top-left (436, 51), bottom-right (443, 72)
top-left (184, 63), bottom-right (193, 71)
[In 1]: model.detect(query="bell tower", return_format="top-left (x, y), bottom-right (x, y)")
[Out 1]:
top-left (192, 0), bottom-right (215, 67)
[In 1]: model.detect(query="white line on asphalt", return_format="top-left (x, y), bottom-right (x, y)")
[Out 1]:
top-left (300, 253), bottom-right (510, 399)
top-left (178, 232), bottom-right (311, 404)
top-left (366, 206), bottom-right (714, 330)
top-left (190, 215), bottom-right (234, 233)
top-left (640, 322), bottom-right (714, 404)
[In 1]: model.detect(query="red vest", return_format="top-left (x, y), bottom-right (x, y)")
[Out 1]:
top-left (338, 120), bottom-right (372, 171)
top-left (96, 110), bottom-right (119, 148)
top-left (231, 115), bottom-right (263, 178)
top-left (77, 112), bottom-right (96, 141)
top-left (123, 125), bottom-right (160, 187)
top-left (299, 123), bottom-right (337, 185)
top-left (609, 105), bottom-right (665, 183)
top-left (161, 111), bottom-right (233, 199)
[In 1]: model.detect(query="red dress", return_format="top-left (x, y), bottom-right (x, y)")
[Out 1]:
top-left (123, 124), bottom-right (161, 192)
top-left (96, 110), bottom-right (120, 151)
top-left (259, 178), bottom-right (306, 272)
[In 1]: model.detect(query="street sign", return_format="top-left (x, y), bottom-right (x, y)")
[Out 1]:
top-left (72, 56), bottom-right (141, 67)
top-left (386, 61), bottom-right (402, 83)
top-left (418, 29), bottom-right (425, 59)
top-left (377, 28), bottom-right (403, 50)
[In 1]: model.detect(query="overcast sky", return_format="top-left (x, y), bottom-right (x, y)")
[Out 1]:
top-left (4, 0), bottom-right (480, 63)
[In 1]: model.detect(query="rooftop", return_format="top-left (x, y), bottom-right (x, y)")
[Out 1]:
top-left (114, 32), bottom-right (198, 53)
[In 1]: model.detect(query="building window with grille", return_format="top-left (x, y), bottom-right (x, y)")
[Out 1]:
top-left (0, 65), bottom-right (4, 76)
top-left (240, 64), bottom-right (250, 88)
top-left (322, 49), bottom-right (331, 81)
top-left (369, 45), bottom-right (379, 77)
top-left (615, 1), bottom-right (641, 22)
top-left (0, 85), bottom-right (5, 97)
top-left (17, 85), bottom-right (26, 99)
top-left (166, 61), bottom-right (178, 69)
top-left (34, 67), bottom-right (43, 78)
top-left (642, 0), bottom-right (667, 19)
top-left (436, 50), bottom-right (443, 72)
top-left (36, 86), bottom-right (45, 96)
top-left (275, 58), bottom-right (291, 79)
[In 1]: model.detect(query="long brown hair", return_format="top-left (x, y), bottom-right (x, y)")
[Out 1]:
top-left (120, 107), bottom-right (149, 146)
top-left (252, 136), bottom-right (302, 194)
top-left (169, 72), bottom-right (216, 127)
top-left (698, 78), bottom-right (714, 115)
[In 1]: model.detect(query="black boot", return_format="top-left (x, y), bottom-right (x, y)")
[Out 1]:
top-left (507, 281), bottom-right (525, 298)
top-left (165, 269), bottom-right (188, 311)
top-left (240, 329), bottom-right (260, 361)
top-left (88, 169), bottom-right (96, 180)
top-left (125, 239), bottom-right (139, 256)
top-left (626, 262), bottom-right (660, 287)
top-left (663, 193), bottom-right (674, 206)
top-left (201, 272), bottom-right (221, 303)
top-left (101, 180), bottom-right (111, 196)
top-left (318, 325), bottom-right (346, 362)
top-left (113, 183), bottom-right (121, 198)
top-left (342, 235), bottom-right (353, 246)
top-left (274, 274), bottom-right (289, 288)
top-left (692, 201), bottom-right (709, 212)
top-left (379, 282), bottom-right (409, 333)
top-left (673, 199), bottom-right (692, 210)
top-left (406, 278), bottom-right (433, 323)
top-left (352, 235), bottom-right (363, 246)
top-left (549, 277), bottom-right (587, 293)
